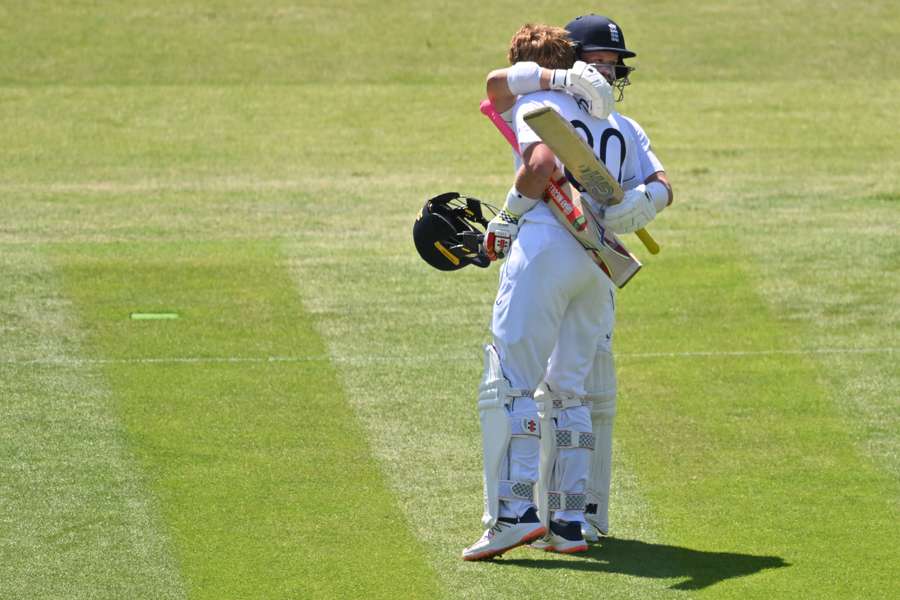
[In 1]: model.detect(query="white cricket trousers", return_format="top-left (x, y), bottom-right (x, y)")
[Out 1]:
top-left (491, 222), bottom-right (615, 520)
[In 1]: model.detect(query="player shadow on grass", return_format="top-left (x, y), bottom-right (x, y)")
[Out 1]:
top-left (499, 537), bottom-right (790, 590)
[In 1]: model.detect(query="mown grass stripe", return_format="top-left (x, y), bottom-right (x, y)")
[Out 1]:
top-left (0, 247), bottom-right (186, 600)
top-left (616, 235), bottom-right (900, 598)
top-left (51, 241), bottom-right (442, 599)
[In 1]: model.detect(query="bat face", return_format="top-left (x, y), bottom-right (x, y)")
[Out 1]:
top-left (523, 106), bottom-right (660, 255)
top-left (479, 99), bottom-right (644, 286)
top-left (571, 167), bottom-right (619, 205)
top-left (523, 106), bottom-right (624, 205)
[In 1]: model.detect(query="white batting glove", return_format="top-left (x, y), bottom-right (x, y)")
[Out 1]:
top-left (602, 185), bottom-right (658, 234)
top-left (483, 187), bottom-right (542, 260)
top-left (484, 210), bottom-right (518, 260)
top-left (551, 61), bottom-right (614, 119)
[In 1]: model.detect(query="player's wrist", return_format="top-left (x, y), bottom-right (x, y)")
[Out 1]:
top-left (548, 68), bottom-right (568, 91)
top-left (502, 186), bottom-right (541, 220)
top-left (506, 61), bottom-right (542, 95)
top-left (644, 181), bottom-right (669, 212)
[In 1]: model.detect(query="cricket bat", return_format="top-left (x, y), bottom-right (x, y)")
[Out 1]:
top-left (523, 106), bottom-right (661, 255)
top-left (479, 99), bottom-right (642, 288)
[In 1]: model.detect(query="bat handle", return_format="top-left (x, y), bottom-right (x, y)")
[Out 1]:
top-left (635, 228), bottom-right (660, 254)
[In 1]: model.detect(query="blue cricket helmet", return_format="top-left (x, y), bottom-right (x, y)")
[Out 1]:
top-left (565, 14), bottom-right (636, 58)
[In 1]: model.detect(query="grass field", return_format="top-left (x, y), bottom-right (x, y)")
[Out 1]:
top-left (1, 1), bottom-right (898, 598)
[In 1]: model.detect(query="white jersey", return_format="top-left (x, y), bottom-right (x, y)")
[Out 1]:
top-left (511, 90), bottom-right (665, 228)
top-left (486, 93), bottom-right (629, 530)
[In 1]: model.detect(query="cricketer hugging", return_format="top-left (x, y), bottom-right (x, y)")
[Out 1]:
top-left (413, 13), bottom-right (673, 560)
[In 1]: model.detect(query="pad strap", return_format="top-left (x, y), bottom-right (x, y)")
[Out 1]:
top-left (547, 491), bottom-right (587, 512)
top-left (540, 394), bottom-right (592, 411)
top-left (585, 392), bottom-right (615, 406)
top-left (477, 385), bottom-right (532, 409)
top-left (555, 429), bottom-right (595, 450)
top-left (534, 384), bottom-right (589, 412)
top-left (498, 480), bottom-right (535, 502)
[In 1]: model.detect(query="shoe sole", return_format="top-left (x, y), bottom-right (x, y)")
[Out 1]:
top-left (461, 526), bottom-right (547, 561)
top-left (533, 540), bottom-right (589, 554)
top-left (543, 543), bottom-right (589, 554)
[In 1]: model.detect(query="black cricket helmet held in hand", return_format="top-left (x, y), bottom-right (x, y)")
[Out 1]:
top-left (413, 192), bottom-right (497, 271)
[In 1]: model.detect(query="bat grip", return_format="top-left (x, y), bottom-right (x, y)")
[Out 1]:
top-left (635, 228), bottom-right (660, 254)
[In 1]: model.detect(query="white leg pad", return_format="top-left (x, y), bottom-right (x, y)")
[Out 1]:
top-left (478, 345), bottom-right (536, 528)
top-left (534, 382), bottom-right (556, 530)
top-left (585, 346), bottom-right (616, 534)
top-left (552, 405), bottom-right (593, 523)
top-left (502, 401), bottom-right (540, 518)
top-left (535, 383), bottom-right (593, 528)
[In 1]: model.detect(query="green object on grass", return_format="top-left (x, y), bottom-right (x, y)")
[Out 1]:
top-left (130, 312), bottom-right (179, 320)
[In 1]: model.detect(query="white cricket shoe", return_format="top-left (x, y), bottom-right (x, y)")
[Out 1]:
top-left (583, 503), bottom-right (609, 542)
top-left (581, 521), bottom-right (608, 543)
top-left (530, 520), bottom-right (589, 554)
top-left (462, 507), bottom-right (546, 561)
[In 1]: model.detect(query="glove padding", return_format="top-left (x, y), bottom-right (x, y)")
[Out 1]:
top-left (483, 210), bottom-right (519, 260)
top-left (602, 185), bottom-right (658, 234)
top-left (553, 61), bottom-right (615, 119)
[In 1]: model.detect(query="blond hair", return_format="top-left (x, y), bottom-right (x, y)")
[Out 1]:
top-left (507, 23), bottom-right (575, 69)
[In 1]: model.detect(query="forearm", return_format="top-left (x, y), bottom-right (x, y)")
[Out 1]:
top-left (487, 61), bottom-right (614, 120)
top-left (515, 143), bottom-right (557, 198)
top-left (485, 151), bottom-right (554, 260)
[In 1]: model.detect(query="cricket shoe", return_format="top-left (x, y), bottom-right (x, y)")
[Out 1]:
top-left (462, 508), bottom-right (546, 561)
top-left (582, 504), bottom-right (609, 543)
top-left (581, 521), bottom-right (608, 543)
top-left (530, 520), bottom-right (589, 554)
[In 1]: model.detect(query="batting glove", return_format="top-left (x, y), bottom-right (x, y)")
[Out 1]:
top-left (602, 185), bottom-right (658, 234)
top-left (483, 187), bottom-right (541, 260)
top-left (484, 210), bottom-right (519, 260)
top-left (551, 61), bottom-right (615, 119)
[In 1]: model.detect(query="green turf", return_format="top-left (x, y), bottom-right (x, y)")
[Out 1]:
top-left (1, 1), bottom-right (898, 598)
top-left (47, 241), bottom-right (441, 599)
top-left (0, 248), bottom-right (186, 600)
